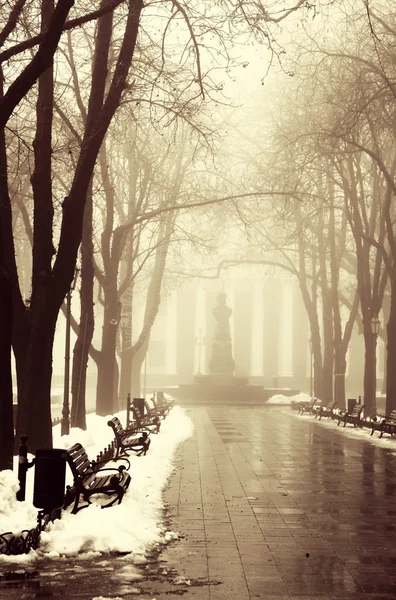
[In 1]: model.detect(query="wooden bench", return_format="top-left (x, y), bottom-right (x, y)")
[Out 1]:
top-left (144, 397), bottom-right (171, 420)
top-left (316, 401), bottom-right (337, 421)
top-left (126, 396), bottom-right (162, 433)
top-left (107, 416), bottom-right (151, 458)
top-left (64, 443), bottom-right (131, 514)
top-left (298, 397), bottom-right (321, 415)
top-left (365, 412), bottom-right (386, 435)
top-left (337, 404), bottom-right (365, 428)
top-left (133, 405), bottom-right (161, 433)
top-left (152, 391), bottom-right (174, 416)
top-left (377, 410), bottom-right (396, 438)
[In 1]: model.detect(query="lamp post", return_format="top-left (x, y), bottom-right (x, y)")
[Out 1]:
top-left (370, 313), bottom-right (380, 409)
top-left (119, 313), bottom-right (130, 408)
top-left (308, 338), bottom-right (313, 397)
top-left (61, 269), bottom-right (79, 437)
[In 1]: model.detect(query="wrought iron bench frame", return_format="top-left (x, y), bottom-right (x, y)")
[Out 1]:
top-left (64, 443), bottom-right (131, 514)
top-left (107, 416), bottom-right (151, 458)
top-left (337, 404), bottom-right (365, 428)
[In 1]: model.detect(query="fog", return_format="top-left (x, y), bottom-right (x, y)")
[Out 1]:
top-left (37, 0), bottom-right (390, 418)
top-left (3, 2), bottom-right (396, 596)
top-left (0, 0), bottom-right (392, 454)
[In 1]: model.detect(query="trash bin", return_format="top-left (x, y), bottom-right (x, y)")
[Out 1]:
top-left (347, 398), bottom-right (357, 413)
top-left (133, 397), bottom-right (145, 417)
top-left (33, 448), bottom-right (67, 511)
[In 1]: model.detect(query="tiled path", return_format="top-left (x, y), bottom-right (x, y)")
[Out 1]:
top-left (3, 404), bottom-right (396, 600)
top-left (160, 405), bottom-right (396, 600)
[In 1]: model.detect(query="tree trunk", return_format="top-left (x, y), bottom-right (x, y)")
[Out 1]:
top-left (71, 182), bottom-right (94, 429)
top-left (21, 299), bottom-right (58, 451)
top-left (321, 293), bottom-right (334, 404)
top-left (312, 328), bottom-right (322, 399)
top-left (382, 291), bottom-right (390, 395)
top-left (0, 67), bottom-right (29, 455)
top-left (333, 354), bottom-right (346, 410)
top-left (96, 296), bottom-right (120, 416)
top-left (386, 280), bottom-right (396, 414)
top-left (363, 325), bottom-right (376, 416)
top-left (19, 0), bottom-right (55, 451)
top-left (0, 267), bottom-right (13, 470)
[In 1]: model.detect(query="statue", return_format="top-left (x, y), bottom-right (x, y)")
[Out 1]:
top-left (208, 292), bottom-right (235, 375)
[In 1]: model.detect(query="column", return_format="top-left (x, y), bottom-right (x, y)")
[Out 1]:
top-left (292, 283), bottom-right (308, 390)
top-left (176, 287), bottom-right (196, 382)
top-left (262, 279), bottom-right (281, 379)
top-left (165, 291), bottom-right (177, 374)
top-left (233, 281), bottom-right (252, 377)
top-left (250, 283), bottom-right (264, 375)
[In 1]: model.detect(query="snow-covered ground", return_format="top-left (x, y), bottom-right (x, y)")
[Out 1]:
top-left (3, 391), bottom-right (396, 567)
top-left (266, 391), bottom-right (396, 454)
top-left (0, 405), bottom-right (193, 564)
top-left (267, 391), bottom-right (311, 405)
top-left (286, 402), bottom-right (396, 453)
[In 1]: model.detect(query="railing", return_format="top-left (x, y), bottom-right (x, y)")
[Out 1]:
top-left (51, 407), bottom-right (96, 427)
top-left (2, 408), bottom-right (106, 556)
top-left (0, 509), bottom-right (60, 555)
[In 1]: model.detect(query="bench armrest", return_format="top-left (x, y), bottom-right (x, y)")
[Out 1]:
top-left (83, 464), bottom-right (129, 482)
top-left (92, 456), bottom-right (130, 470)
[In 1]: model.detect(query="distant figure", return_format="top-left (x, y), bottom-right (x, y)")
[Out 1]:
top-left (212, 292), bottom-right (232, 340)
top-left (209, 292), bottom-right (235, 374)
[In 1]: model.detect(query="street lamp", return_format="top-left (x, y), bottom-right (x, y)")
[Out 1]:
top-left (370, 314), bottom-right (380, 337)
top-left (308, 338), bottom-right (313, 397)
top-left (119, 312), bottom-right (130, 407)
top-left (61, 269), bottom-right (79, 436)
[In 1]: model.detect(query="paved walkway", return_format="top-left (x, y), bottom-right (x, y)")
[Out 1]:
top-left (158, 405), bottom-right (396, 599)
top-left (3, 404), bottom-right (396, 599)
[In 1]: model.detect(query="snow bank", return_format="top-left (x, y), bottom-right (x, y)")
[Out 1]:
top-left (0, 405), bottom-right (193, 563)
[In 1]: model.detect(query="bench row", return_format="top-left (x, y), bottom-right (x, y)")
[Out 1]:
top-left (297, 398), bottom-right (396, 438)
top-left (63, 394), bottom-right (174, 514)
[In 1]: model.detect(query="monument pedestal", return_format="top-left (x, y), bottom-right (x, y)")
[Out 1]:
top-left (173, 378), bottom-right (299, 404)
top-left (171, 291), bottom-right (299, 404)
top-left (194, 373), bottom-right (248, 386)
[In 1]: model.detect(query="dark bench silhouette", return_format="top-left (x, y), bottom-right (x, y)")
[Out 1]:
top-left (367, 412), bottom-right (386, 436)
top-left (149, 392), bottom-right (174, 417)
top-left (144, 397), bottom-right (171, 420)
top-left (316, 401), bottom-right (338, 421)
top-left (107, 416), bottom-right (151, 458)
top-left (374, 409), bottom-right (396, 438)
top-left (298, 397), bottom-right (321, 415)
top-left (134, 406), bottom-right (161, 433)
top-left (64, 443), bottom-right (131, 514)
top-left (126, 396), bottom-right (162, 433)
top-left (337, 404), bottom-right (365, 428)
top-left (129, 400), bottom-right (162, 434)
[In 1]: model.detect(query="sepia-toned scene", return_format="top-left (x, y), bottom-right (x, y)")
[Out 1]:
top-left (1, 1), bottom-right (396, 599)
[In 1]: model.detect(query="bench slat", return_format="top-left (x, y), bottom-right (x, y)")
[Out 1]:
top-left (108, 417), bottom-right (151, 458)
top-left (65, 442), bottom-right (131, 513)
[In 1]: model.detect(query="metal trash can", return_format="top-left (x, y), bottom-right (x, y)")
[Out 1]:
top-left (133, 397), bottom-right (145, 417)
top-left (347, 398), bottom-right (357, 413)
top-left (33, 448), bottom-right (67, 511)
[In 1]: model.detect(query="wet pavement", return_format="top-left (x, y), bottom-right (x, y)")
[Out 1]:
top-left (3, 404), bottom-right (396, 599)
